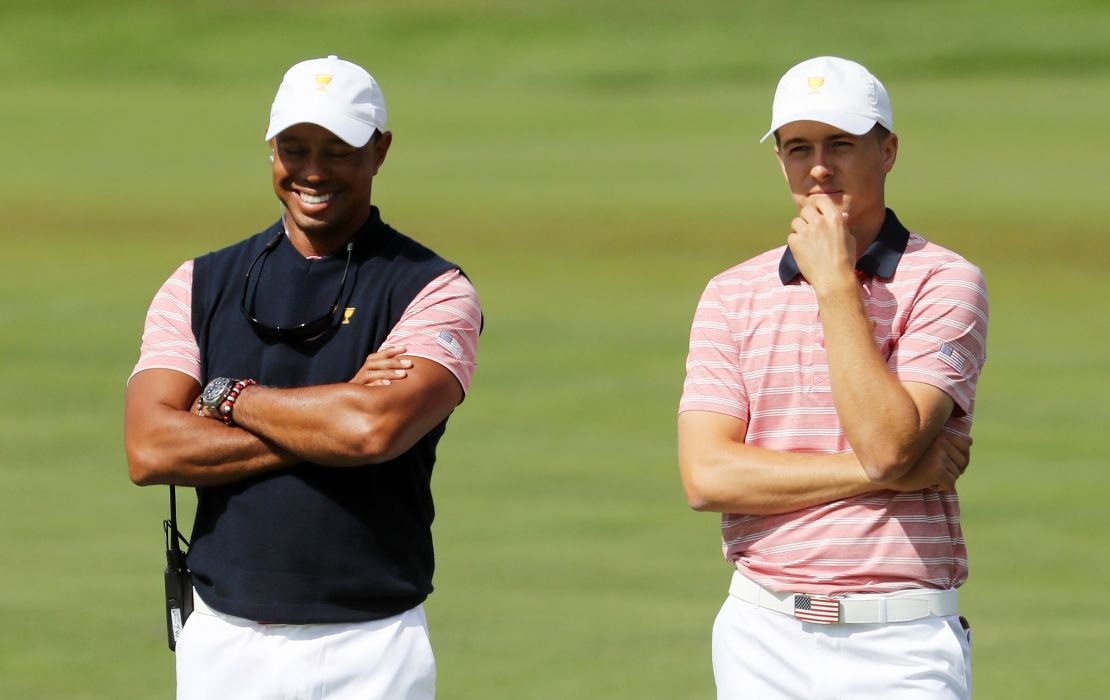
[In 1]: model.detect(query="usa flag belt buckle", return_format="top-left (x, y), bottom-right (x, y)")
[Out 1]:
top-left (793, 593), bottom-right (840, 624)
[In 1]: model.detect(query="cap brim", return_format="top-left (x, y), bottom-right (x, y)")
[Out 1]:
top-left (265, 110), bottom-right (377, 148)
top-left (760, 110), bottom-right (878, 143)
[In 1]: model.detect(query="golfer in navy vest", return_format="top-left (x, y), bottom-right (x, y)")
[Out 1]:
top-left (125, 55), bottom-right (482, 699)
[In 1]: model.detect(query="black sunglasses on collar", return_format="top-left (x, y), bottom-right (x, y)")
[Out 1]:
top-left (240, 231), bottom-right (354, 342)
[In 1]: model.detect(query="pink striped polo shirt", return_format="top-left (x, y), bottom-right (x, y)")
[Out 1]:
top-left (130, 262), bottom-right (481, 392)
top-left (680, 225), bottom-right (988, 595)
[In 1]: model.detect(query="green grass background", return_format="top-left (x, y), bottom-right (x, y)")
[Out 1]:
top-left (2, 0), bottom-right (1108, 697)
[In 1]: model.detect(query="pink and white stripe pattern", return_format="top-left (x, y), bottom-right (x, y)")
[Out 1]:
top-left (131, 261), bottom-right (202, 382)
top-left (130, 264), bottom-right (481, 392)
top-left (379, 269), bottom-right (482, 390)
top-left (680, 233), bottom-right (988, 595)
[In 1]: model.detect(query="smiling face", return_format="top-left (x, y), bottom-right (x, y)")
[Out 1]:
top-left (775, 120), bottom-right (897, 240)
top-left (270, 123), bottom-right (392, 254)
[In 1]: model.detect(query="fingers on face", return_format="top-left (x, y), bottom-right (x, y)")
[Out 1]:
top-left (797, 205), bottom-right (819, 226)
top-left (790, 214), bottom-right (810, 236)
top-left (792, 201), bottom-right (841, 234)
top-left (806, 198), bottom-right (839, 219)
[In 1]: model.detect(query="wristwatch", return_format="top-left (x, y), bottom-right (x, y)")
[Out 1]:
top-left (200, 377), bottom-right (235, 411)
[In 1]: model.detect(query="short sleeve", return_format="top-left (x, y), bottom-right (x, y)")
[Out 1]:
top-left (380, 270), bottom-right (482, 394)
top-left (890, 259), bottom-right (989, 415)
top-left (678, 279), bottom-right (749, 419)
top-left (128, 261), bottom-right (202, 384)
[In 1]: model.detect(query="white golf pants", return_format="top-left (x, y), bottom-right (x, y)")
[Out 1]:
top-left (176, 592), bottom-right (435, 700)
top-left (712, 591), bottom-right (972, 699)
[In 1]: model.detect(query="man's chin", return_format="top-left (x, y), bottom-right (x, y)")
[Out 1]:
top-left (290, 213), bottom-right (338, 236)
top-left (286, 210), bottom-right (370, 244)
top-left (808, 193), bottom-right (845, 207)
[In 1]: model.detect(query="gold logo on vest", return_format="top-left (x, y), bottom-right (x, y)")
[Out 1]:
top-left (342, 307), bottom-right (356, 324)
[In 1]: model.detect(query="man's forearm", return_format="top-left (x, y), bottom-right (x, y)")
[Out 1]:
top-left (126, 404), bottom-right (298, 487)
top-left (816, 280), bottom-right (938, 481)
top-left (678, 423), bottom-right (966, 516)
top-left (227, 383), bottom-right (392, 467)
top-left (226, 359), bottom-right (462, 467)
top-left (786, 201), bottom-right (948, 482)
top-left (125, 370), bottom-right (299, 487)
top-left (682, 443), bottom-right (877, 515)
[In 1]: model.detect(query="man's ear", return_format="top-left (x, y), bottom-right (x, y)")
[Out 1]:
top-left (774, 146), bottom-right (788, 182)
top-left (882, 132), bottom-right (898, 174)
top-left (372, 130), bottom-right (393, 174)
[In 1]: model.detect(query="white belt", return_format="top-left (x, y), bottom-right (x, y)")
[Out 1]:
top-left (728, 571), bottom-right (958, 625)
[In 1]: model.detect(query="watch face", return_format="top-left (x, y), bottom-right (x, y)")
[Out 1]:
top-left (201, 377), bottom-right (233, 407)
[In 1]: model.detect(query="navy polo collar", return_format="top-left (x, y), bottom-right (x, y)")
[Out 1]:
top-left (778, 208), bottom-right (910, 285)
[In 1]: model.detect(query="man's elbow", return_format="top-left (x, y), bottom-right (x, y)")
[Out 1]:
top-left (346, 416), bottom-right (412, 465)
top-left (685, 490), bottom-right (716, 512)
top-left (129, 466), bottom-right (155, 487)
top-left (857, 445), bottom-right (915, 484)
top-left (352, 436), bottom-right (397, 464)
top-left (680, 463), bottom-right (720, 512)
top-left (126, 446), bottom-right (163, 487)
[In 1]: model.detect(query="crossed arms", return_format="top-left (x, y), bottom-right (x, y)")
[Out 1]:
top-left (125, 347), bottom-right (461, 487)
top-left (679, 201), bottom-right (979, 516)
top-left (678, 402), bottom-right (970, 516)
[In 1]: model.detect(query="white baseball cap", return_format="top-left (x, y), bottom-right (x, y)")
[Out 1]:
top-left (760, 56), bottom-right (892, 143)
top-left (265, 55), bottom-right (387, 148)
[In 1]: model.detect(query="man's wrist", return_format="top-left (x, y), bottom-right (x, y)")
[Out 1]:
top-left (217, 379), bottom-right (257, 425)
top-left (811, 270), bottom-right (859, 301)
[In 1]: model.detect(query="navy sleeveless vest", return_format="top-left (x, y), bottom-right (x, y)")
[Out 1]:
top-left (188, 208), bottom-right (458, 623)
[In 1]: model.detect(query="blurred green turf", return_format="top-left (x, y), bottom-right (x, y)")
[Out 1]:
top-left (2, 0), bottom-right (1108, 697)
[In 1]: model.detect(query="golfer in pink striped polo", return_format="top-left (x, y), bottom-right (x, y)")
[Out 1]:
top-left (679, 56), bottom-right (988, 699)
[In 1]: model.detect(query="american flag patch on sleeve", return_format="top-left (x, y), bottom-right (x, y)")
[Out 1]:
top-left (437, 329), bottom-right (465, 360)
top-left (938, 342), bottom-right (966, 374)
top-left (793, 594), bottom-right (840, 624)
